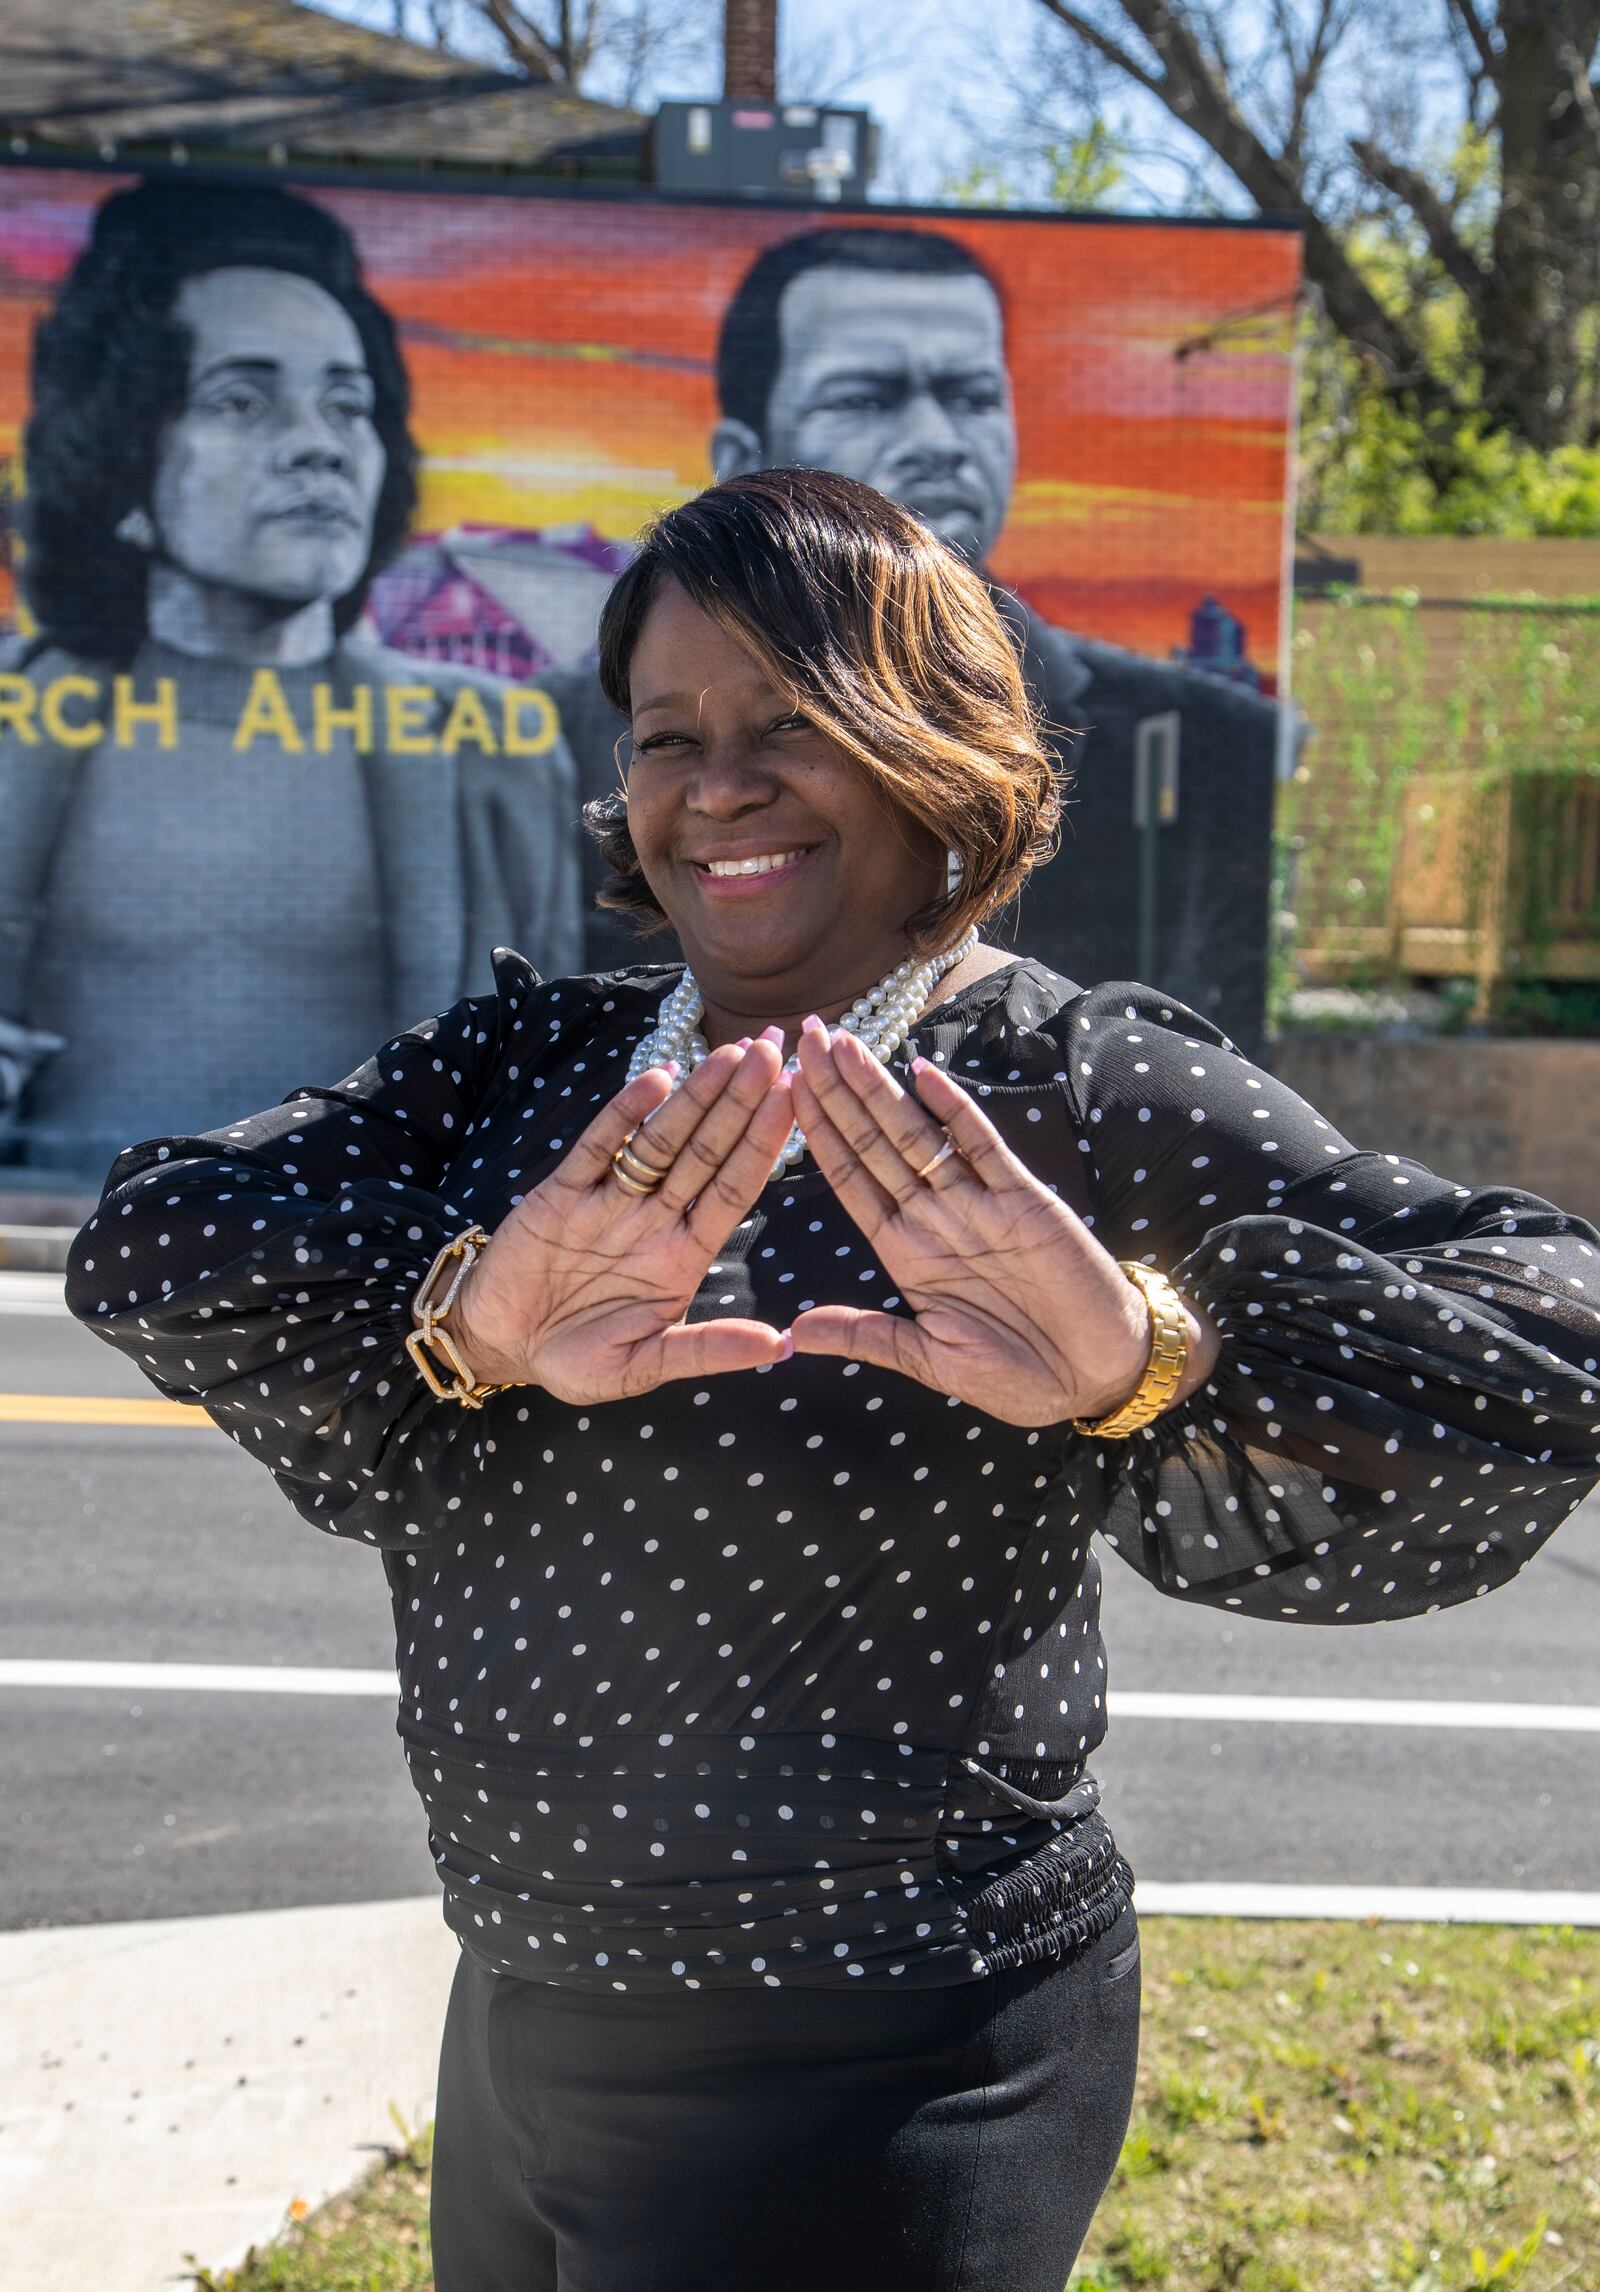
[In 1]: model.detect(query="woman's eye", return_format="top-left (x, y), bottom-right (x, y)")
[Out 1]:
top-left (195, 387), bottom-right (263, 420)
top-left (769, 714), bottom-right (810, 735)
top-left (634, 733), bottom-right (690, 755)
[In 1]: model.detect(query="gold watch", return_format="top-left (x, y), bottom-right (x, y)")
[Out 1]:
top-left (405, 1226), bottom-right (508, 1408)
top-left (1072, 1262), bottom-right (1189, 1438)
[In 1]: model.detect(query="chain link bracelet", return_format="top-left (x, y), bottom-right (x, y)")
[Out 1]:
top-left (405, 1226), bottom-right (509, 1408)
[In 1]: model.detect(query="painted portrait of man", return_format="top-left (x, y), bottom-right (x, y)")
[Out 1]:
top-left (556, 222), bottom-right (1279, 1034)
top-left (0, 178), bottom-right (582, 1174)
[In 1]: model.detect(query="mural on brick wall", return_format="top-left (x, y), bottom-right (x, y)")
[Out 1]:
top-left (0, 161), bottom-right (1299, 1177)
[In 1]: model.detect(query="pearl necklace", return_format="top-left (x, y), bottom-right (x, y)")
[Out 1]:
top-left (626, 926), bottom-right (979, 1174)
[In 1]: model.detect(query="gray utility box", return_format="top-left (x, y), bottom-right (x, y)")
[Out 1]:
top-left (652, 99), bottom-right (877, 203)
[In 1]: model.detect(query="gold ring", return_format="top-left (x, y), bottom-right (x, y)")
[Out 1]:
top-left (611, 1160), bottom-right (660, 1197)
top-left (914, 1135), bottom-right (960, 1183)
top-left (618, 1141), bottom-right (670, 1182)
top-left (622, 1132), bottom-right (674, 1179)
top-left (611, 1140), bottom-right (667, 1194)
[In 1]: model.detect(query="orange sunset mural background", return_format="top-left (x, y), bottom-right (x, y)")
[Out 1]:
top-left (0, 164), bottom-right (1301, 675)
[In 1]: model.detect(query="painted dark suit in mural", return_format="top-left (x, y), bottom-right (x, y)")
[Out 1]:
top-left (552, 225), bottom-right (1278, 1039)
top-left (0, 180), bottom-right (581, 1173)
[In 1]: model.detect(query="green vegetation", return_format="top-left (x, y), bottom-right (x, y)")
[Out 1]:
top-left (1276, 593), bottom-right (1600, 1023)
top-left (1070, 1918), bottom-right (1599, 2292)
top-left (194, 1919), bottom-right (1600, 2292)
top-left (1297, 132), bottom-right (1600, 541)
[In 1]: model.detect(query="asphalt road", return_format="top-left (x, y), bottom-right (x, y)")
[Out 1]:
top-left (4, 1275), bottom-right (1598, 1930)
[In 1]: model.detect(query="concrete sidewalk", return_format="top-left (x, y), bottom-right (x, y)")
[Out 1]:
top-left (1, 1896), bottom-right (456, 2292)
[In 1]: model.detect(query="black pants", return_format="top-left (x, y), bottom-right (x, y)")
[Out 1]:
top-left (431, 1902), bottom-right (1141, 2292)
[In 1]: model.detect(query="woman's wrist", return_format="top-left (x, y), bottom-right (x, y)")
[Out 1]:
top-left (1072, 1271), bottom-right (1222, 1433)
top-left (1173, 1301), bottom-right (1221, 1401)
top-left (406, 1230), bottom-right (525, 1403)
top-left (447, 1258), bottom-right (526, 1392)
top-left (1071, 1273), bottom-right (1158, 1422)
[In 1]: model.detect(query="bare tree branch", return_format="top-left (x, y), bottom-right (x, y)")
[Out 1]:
top-left (1275, 0), bottom-right (1353, 171)
top-left (1031, 0), bottom-right (1166, 100)
top-left (1021, 0), bottom-right (1600, 450)
top-left (1349, 137), bottom-right (1489, 305)
top-left (1027, 2), bottom-right (1447, 402)
top-left (1444, 0), bottom-right (1499, 81)
top-left (478, 0), bottom-right (563, 76)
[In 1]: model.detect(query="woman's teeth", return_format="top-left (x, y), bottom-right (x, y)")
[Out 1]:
top-left (702, 850), bottom-right (806, 877)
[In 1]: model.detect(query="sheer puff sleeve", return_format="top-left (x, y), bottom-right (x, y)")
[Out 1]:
top-left (1051, 983), bottom-right (1600, 1622)
top-left (65, 947), bottom-right (558, 1550)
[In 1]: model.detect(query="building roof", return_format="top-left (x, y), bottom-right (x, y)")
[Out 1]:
top-left (0, 0), bottom-right (645, 174)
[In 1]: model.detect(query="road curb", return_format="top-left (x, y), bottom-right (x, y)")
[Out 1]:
top-left (0, 1225), bottom-right (76, 1273)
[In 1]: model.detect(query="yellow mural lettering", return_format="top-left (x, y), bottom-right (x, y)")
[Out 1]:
top-left (439, 684), bottom-right (498, 755)
top-left (113, 676), bottom-right (179, 750)
top-left (385, 684), bottom-right (438, 754)
top-left (40, 674), bottom-right (105, 749)
top-left (504, 687), bottom-right (558, 757)
top-left (0, 673), bottom-right (39, 744)
top-left (232, 669), bottom-right (305, 753)
top-left (311, 682), bottom-right (375, 753)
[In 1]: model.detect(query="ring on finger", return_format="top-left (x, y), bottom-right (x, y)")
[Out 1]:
top-left (611, 1160), bottom-right (659, 1197)
top-left (611, 1138), bottom-right (670, 1194)
top-left (621, 1125), bottom-right (676, 1180)
top-left (913, 1133), bottom-right (961, 1184)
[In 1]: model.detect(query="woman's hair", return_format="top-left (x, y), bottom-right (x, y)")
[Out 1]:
top-left (587, 468), bottom-right (1060, 950)
top-left (21, 179), bottom-right (419, 665)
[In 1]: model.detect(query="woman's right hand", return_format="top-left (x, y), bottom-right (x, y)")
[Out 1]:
top-left (448, 1038), bottom-right (795, 1404)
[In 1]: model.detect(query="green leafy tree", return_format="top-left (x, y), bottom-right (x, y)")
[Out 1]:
top-left (1020, 2), bottom-right (1600, 527)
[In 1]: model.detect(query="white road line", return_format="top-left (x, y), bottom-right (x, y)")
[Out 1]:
top-left (0, 1659), bottom-right (397, 1695)
top-left (1110, 1690), bottom-right (1600, 1733)
top-left (1135, 1880), bottom-right (1600, 1926)
top-left (0, 1274), bottom-right (68, 1316)
top-left (1, 1663), bottom-right (1599, 1734)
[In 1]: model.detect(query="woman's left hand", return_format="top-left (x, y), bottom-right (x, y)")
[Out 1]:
top-left (788, 1022), bottom-right (1218, 1427)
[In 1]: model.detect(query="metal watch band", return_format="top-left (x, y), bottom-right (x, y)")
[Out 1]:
top-left (1072, 1261), bottom-right (1190, 1439)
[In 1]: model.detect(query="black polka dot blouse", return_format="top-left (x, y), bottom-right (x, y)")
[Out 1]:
top-left (67, 955), bottom-right (1600, 1993)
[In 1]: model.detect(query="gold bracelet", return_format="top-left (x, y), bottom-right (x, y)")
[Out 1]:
top-left (1072, 1262), bottom-right (1189, 1439)
top-left (405, 1225), bottom-right (508, 1409)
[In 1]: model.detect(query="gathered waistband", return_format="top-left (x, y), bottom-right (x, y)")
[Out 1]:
top-left (400, 1720), bottom-right (1131, 1993)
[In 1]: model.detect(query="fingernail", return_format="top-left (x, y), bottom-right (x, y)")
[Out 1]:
top-left (662, 1059), bottom-right (681, 1078)
top-left (911, 1056), bottom-right (931, 1075)
top-left (736, 1036), bottom-right (753, 1051)
top-left (801, 1013), bottom-right (825, 1038)
top-left (760, 1025), bottom-right (785, 1046)
top-left (777, 1330), bottom-right (795, 1362)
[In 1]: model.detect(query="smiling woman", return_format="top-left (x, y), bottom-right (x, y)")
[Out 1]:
top-left (584, 466), bottom-right (1056, 994)
top-left (67, 468), bottom-right (1600, 2291)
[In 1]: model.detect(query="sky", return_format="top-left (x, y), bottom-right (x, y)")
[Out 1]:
top-left (308, 0), bottom-right (1466, 216)
top-left (311, 0), bottom-right (1037, 205)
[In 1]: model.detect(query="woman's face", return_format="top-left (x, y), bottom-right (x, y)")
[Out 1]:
top-left (624, 579), bottom-right (946, 1016)
top-left (147, 266), bottom-right (386, 614)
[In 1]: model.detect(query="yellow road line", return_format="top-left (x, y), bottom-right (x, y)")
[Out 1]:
top-left (0, 1393), bottom-right (211, 1427)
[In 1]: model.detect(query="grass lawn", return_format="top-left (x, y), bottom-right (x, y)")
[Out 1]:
top-left (194, 1918), bottom-right (1600, 2292)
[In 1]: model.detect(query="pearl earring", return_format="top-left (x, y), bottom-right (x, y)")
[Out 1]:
top-left (115, 508), bottom-right (156, 551)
